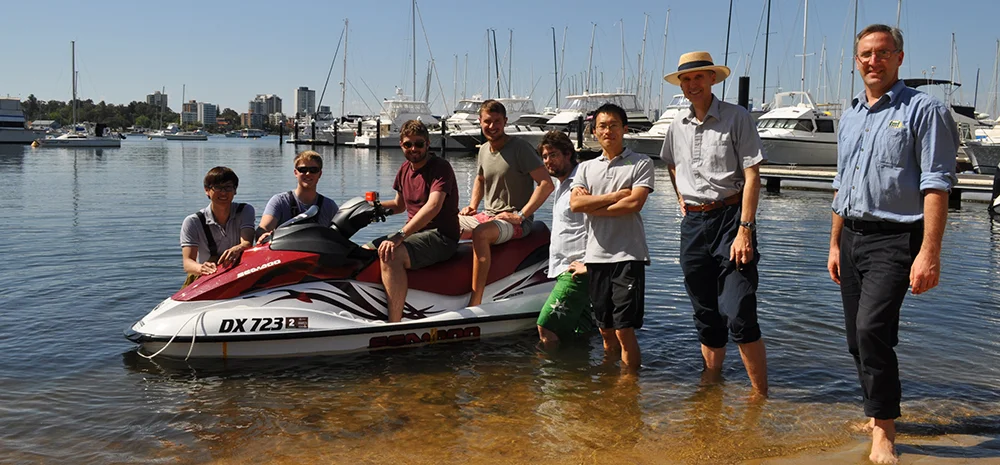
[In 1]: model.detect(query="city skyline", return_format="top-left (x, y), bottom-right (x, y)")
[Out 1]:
top-left (4, 0), bottom-right (1000, 117)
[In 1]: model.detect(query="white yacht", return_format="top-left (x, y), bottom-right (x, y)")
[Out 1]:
top-left (0, 98), bottom-right (46, 144)
top-left (37, 124), bottom-right (121, 148)
top-left (165, 129), bottom-right (209, 141)
top-left (442, 97), bottom-right (484, 133)
top-left (623, 94), bottom-right (691, 158)
top-left (349, 92), bottom-right (442, 148)
top-left (447, 97), bottom-right (547, 150)
top-left (756, 91), bottom-right (838, 166)
top-left (514, 92), bottom-right (652, 150)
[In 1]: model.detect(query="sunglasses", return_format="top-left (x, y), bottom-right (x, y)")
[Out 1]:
top-left (210, 185), bottom-right (236, 193)
top-left (296, 166), bottom-right (321, 174)
top-left (401, 140), bottom-right (426, 149)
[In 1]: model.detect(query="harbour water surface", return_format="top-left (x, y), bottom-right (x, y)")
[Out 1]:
top-left (1, 138), bottom-right (999, 463)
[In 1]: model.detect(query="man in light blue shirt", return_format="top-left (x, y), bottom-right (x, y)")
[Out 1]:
top-left (827, 24), bottom-right (958, 464)
top-left (536, 131), bottom-right (597, 349)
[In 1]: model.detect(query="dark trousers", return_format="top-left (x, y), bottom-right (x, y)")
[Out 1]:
top-left (680, 204), bottom-right (761, 348)
top-left (839, 225), bottom-right (922, 420)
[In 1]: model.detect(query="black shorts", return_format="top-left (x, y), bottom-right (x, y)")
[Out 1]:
top-left (587, 261), bottom-right (646, 330)
top-left (372, 229), bottom-right (458, 270)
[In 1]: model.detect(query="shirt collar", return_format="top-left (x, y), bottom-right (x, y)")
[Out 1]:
top-left (683, 94), bottom-right (721, 124)
top-left (852, 79), bottom-right (906, 110)
top-left (597, 147), bottom-right (635, 163)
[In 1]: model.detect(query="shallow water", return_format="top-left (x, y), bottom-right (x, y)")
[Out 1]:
top-left (1, 138), bottom-right (998, 464)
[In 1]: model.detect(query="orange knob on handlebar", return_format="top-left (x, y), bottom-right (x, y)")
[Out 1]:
top-left (365, 191), bottom-right (379, 202)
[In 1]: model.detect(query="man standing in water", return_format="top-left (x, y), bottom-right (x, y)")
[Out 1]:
top-left (570, 103), bottom-right (654, 374)
top-left (536, 131), bottom-right (597, 349)
top-left (660, 51), bottom-right (768, 397)
top-left (828, 25), bottom-right (957, 464)
top-left (459, 99), bottom-right (554, 307)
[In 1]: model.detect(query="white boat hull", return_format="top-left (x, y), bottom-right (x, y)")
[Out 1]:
top-left (164, 134), bottom-right (208, 141)
top-left (759, 135), bottom-right (838, 166)
top-left (37, 137), bottom-right (121, 148)
top-left (350, 133), bottom-right (443, 148)
top-left (623, 134), bottom-right (665, 159)
top-left (0, 128), bottom-right (47, 144)
top-left (963, 142), bottom-right (1000, 175)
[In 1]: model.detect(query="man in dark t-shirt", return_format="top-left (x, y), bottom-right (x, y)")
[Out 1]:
top-left (373, 120), bottom-right (460, 322)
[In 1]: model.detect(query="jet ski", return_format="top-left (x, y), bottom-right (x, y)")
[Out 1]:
top-left (125, 193), bottom-right (554, 359)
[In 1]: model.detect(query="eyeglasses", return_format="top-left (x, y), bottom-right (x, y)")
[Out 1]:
top-left (401, 140), bottom-right (426, 149)
top-left (595, 123), bottom-right (623, 132)
top-left (210, 185), bottom-right (236, 193)
top-left (296, 166), bottom-right (321, 174)
top-left (857, 49), bottom-right (899, 61)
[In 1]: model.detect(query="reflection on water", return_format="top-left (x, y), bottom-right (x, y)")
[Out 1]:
top-left (0, 139), bottom-right (998, 463)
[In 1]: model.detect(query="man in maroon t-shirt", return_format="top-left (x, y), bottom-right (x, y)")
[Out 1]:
top-left (373, 120), bottom-right (460, 322)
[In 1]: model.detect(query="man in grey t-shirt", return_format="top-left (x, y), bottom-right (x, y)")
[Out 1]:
top-left (459, 99), bottom-right (554, 307)
top-left (570, 103), bottom-right (654, 374)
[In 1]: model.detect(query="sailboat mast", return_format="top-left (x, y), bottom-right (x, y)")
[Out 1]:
top-left (896, 0), bottom-right (902, 29)
top-left (71, 41), bottom-right (76, 125)
top-left (341, 19), bottom-right (348, 117)
top-left (992, 39), bottom-right (999, 118)
top-left (801, 0), bottom-right (808, 94)
top-left (412, 0), bottom-right (416, 99)
top-left (552, 27), bottom-right (559, 108)
top-left (492, 29), bottom-right (501, 97)
top-left (850, 0), bottom-right (858, 98)
top-left (638, 14), bottom-right (648, 105)
top-left (463, 53), bottom-right (468, 99)
top-left (658, 10), bottom-right (670, 111)
top-left (762, 0), bottom-right (771, 105)
top-left (587, 23), bottom-right (596, 94)
top-left (723, 0), bottom-right (733, 101)
top-left (620, 19), bottom-right (626, 91)
top-left (949, 32), bottom-right (955, 106)
top-left (508, 29), bottom-right (513, 98)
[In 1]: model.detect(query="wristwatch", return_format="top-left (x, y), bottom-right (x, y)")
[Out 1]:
top-left (388, 229), bottom-right (405, 241)
top-left (739, 221), bottom-right (756, 232)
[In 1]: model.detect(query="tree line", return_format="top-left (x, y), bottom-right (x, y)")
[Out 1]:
top-left (20, 94), bottom-right (242, 132)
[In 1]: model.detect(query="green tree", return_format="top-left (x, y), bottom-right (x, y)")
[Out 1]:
top-left (135, 115), bottom-right (152, 128)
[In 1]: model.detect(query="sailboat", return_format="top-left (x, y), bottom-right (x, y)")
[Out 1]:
top-left (36, 41), bottom-right (121, 148)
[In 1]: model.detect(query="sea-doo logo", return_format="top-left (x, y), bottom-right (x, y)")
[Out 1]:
top-left (368, 326), bottom-right (481, 349)
top-left (237, 259), bottom-right (282, 278)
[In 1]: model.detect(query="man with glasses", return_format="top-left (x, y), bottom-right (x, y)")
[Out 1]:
top-left (828, 24), bottom-right (957, 464)
top-left (570, 103), bottom-right (654, 374)
top-left (370, 120), bottom-right (460, 322)
top-left (661, 51), bottom-right (768, 398)
top-left (459, 99), bottom-right (554, 307)
top-left (180, 166), bottom-right (256, 287)
top-left (256, 150), bottom-right (339, 243)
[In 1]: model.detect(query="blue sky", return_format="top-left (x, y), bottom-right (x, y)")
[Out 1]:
top-left (3, 0), bottom-right (999, 116)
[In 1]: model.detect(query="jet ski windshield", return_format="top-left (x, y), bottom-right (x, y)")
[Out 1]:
top-left (277, 204), bottom-right (320, 229)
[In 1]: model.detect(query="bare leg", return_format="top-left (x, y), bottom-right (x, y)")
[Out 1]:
top-left (537, 326), bottom-right (560, 350)
top-left (738, 339), bottom-right (769, 398)
top-left (617, 328), bottom-right (641, 374)
top-left (869, 418), bottom-right (898, 464)
top-left (381, 246), bottom-right (411, 323)
top-left (468, 223), bottom-right (499, 307)
top-left (701, 344), bottom-right (726, 371)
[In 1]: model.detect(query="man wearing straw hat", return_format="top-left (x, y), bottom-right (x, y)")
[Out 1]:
top-left (660, 51), bottom-right (768, 398)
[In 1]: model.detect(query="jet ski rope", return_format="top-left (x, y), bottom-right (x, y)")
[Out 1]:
top-left (137, 310), bottom-right (208, 361)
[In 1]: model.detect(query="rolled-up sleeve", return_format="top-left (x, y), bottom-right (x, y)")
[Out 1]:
top-left (660, 124), bottom-right (674, 165)
top-left (918, 102), bottom-right (958, 192)
top-left (735, 111), bottom-right (766, 167)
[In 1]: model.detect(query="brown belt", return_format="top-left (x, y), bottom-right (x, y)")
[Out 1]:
top-left (685, 193), bottom-right (742, 213)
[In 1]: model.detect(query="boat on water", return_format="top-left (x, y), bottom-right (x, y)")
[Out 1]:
top-left (623, 94), bottom-right (691, 158)
top-left (124, 195), bottom-right (553, 359)
top-left (37, 124), bottom-right (122, 148)
top-left (241, 128), bottom-right (266, 138)
top-left (165, 129), bottom-right (208, 141)
top-left (513, 92), bottom-right (653, 150)
top-left (0, 98), bottom-right (46, 144)
top-left (349, 91), bottom-right (443, 148)
top-left (757, 91), bottom-right (839, 166)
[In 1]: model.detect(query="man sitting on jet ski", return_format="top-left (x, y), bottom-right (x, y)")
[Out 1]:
top-left (179, 166), bottom-right (256, 287)
top-left (255, 150), bottom-right (339, 244)
top-left (366, 120), bottom-right (462, 322)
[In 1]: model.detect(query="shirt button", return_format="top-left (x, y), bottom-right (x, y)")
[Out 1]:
top-left (855, 166), bottom-right (860, 170)
top-left (866, 128), bottom-right (869, 132)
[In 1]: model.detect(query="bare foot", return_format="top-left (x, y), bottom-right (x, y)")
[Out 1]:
top-left (852, 417), bottom-right (875, 433)
top-left (869, 420), bottom-right (898, 464)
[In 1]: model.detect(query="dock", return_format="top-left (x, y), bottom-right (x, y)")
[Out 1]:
top-left (759, 165), bottom-right (995, 209)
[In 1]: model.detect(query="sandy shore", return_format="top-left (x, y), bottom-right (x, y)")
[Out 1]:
top-left (746, 434), bottom-right (1000, 464)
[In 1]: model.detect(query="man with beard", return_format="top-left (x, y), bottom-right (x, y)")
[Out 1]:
top-left (373, 120), bottom-right (461, 323)
top-left (828, 24), bottom-right (957, 464)
top-left (536, 131), bottom-right (598, 349)
top-left (460, 99), bottom-right (554, 307)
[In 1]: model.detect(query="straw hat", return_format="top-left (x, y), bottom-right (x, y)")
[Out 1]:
top-left (663, 51), bottom-right (731, 85)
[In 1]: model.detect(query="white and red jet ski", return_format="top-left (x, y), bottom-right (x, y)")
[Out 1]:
top-left (125, 194), bottom-right (554, 359)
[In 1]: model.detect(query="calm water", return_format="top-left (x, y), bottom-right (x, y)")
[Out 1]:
top-left (1, 138), bottom-right (998, 464)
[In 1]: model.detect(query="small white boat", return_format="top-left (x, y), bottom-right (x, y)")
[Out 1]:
top-left (165, 129), bottom-right (208, 141)
top-left (756, 91), bottom-right (838, 166)
top-left (37, 130), bottom-right (121, 148)
top-left (623, 94), bottom-right (691, 158)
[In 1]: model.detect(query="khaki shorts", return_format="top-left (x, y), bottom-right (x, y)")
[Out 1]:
top-left (373, 229), bottom-right (458, 270)
top-left (458, 212), bottom-right (532, 244)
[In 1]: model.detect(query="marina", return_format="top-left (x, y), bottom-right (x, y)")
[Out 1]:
top-left (2, 138), bottom-right (999, 463)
